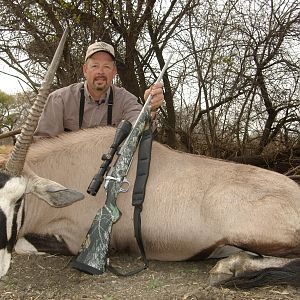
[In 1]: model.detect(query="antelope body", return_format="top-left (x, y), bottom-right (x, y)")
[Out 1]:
top-left (2, 127), bottom-right (300, 288)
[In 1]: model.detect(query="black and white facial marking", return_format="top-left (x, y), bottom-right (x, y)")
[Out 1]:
top-left (0, 171), bottom-right (26, 278)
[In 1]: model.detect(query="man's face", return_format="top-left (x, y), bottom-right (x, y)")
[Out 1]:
top-left (83, 52), bottom-right (117, 96)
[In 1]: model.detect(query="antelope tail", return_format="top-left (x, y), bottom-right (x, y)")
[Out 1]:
top-left (220, 259), bottom-right (300, 289)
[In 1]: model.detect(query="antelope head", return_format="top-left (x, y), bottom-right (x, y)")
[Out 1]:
top-left (0, 29), bottom-right (84, 278)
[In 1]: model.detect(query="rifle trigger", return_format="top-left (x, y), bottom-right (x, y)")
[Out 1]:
top-left (120, 178), bottom-right (130, 193)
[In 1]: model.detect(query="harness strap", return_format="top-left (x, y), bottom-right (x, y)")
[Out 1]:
top-left (107, 88), bottom-right (113, 126)
top-left (79, 84), bottom-right (85, 128)
top-left (64, 84), bottom-right (114, 132)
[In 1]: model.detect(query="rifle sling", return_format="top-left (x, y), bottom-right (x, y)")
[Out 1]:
top-left (132, 128), bottom-right (153, 266)
top-left (107, 128), bottom-right (152, 276)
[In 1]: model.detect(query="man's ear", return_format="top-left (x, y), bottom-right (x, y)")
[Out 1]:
top-left (83, 63), bottom-right (87, 77)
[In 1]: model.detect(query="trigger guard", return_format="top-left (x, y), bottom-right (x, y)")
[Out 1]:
top-left (120, 178), bottom-right (130, 193)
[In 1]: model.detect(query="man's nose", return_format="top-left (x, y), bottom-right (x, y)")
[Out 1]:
top-left (97, 66), bottom-right (104, 74)
top-left (93, 65), bottom-right (104, 74)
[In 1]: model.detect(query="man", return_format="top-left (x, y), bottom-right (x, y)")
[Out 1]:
top-left (35, 41), bottom-right (164, 137)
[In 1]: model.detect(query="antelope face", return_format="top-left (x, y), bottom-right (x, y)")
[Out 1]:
top-left (0, 168), bottom-right (84, 278)
top-left (0, 171), bottom-right (26, 278)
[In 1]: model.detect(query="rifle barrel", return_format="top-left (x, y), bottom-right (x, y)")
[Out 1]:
top-left (128, 53), bottom-right (173, 137)
top-left (144, 54), bottom-right (173, 108)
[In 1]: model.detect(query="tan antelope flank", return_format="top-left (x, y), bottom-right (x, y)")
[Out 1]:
top-left (1, 31), bottom-right (300, 289)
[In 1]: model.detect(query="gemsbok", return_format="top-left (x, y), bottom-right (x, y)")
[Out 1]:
top-left (1, 30), bottom-right (300, 289)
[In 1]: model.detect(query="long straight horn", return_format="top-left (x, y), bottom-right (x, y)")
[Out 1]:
top-left (6, 29), bottom-right (68, 176)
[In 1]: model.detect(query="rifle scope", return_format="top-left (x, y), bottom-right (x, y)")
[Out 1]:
top-left (87, 120), bottom-right (132, 196)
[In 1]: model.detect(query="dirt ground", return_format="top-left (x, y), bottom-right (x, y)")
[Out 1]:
top-left (1, 253), bottom-right (300, 300)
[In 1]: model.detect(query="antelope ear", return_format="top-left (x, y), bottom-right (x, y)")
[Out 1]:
top-left (30, 177), bottom-right (84, 207)
top-left (24, 168), bottom-right (84, 207)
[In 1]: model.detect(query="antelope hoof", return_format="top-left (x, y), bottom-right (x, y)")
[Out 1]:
top-left (208, 252), bottom-right (253, 286)
top-left (209, 273), bottom-right (233, 286)
top-left (209, 262), bottom-right (233, 286)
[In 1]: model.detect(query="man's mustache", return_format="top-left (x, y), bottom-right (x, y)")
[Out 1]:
top-left (94, 76), bottom-right (107, 81)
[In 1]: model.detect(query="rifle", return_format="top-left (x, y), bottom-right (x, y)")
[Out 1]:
top-left (72, 55), bottom-right (172, 275)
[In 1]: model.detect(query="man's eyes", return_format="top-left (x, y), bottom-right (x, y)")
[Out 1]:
top-left (91, 64), bottom-right (113, 69)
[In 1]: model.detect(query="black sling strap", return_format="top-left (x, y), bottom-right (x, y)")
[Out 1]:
top-left (131, 128), bottom-right (153, 269)
top-left (78, 84), bottom-right (114, 129)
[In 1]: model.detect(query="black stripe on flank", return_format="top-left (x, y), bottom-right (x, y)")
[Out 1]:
top-left (7, 198), bottom-right (23, 253)
top-left (24, 233), bottom-right (73, 255)
top-left (0, 172), bottom-right (11, 188)
top-left (0, 208), bottom-right (7, 249)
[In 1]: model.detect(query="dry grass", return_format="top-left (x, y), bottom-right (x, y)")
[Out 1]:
top-left (1, 254), bottom-right (300, 300)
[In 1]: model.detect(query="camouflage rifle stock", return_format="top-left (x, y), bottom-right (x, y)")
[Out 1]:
top-left (72, 54), bottom-right (172, 275)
